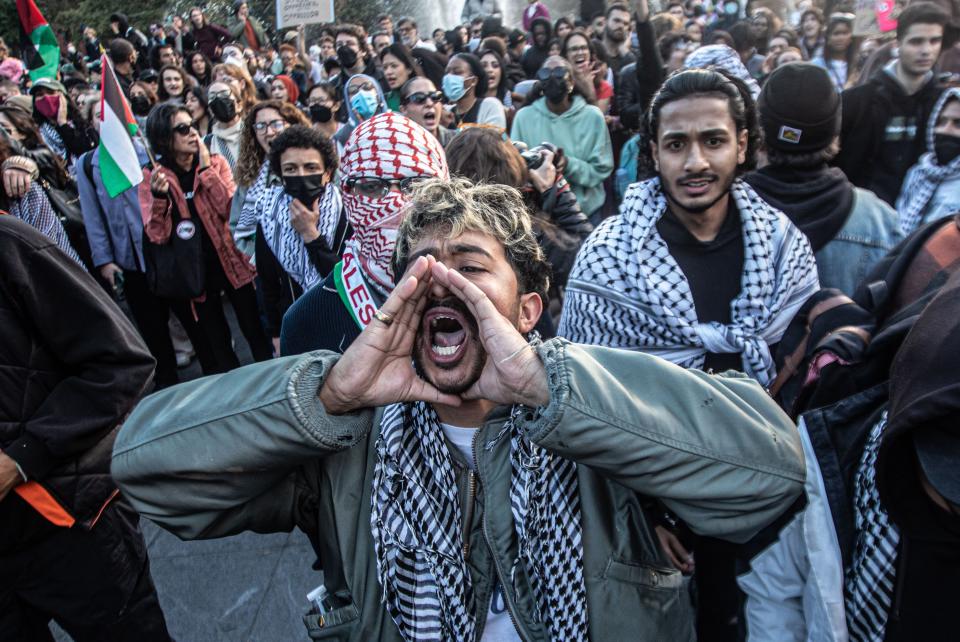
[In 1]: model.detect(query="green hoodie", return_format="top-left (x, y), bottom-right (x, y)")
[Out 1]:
top-left (511, 95), bottom-right (613, 215)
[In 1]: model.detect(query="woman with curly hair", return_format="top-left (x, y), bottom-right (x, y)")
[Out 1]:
top-left (231, 100), bottom-right (310, 257)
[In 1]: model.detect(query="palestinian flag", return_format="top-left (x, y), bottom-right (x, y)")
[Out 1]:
top-left (16, 0), bottom-right (59, 82)
top-left (98, 54), bottom-right (143, 197)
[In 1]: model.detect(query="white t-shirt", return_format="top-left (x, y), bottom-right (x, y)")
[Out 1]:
top-left (441, 423), bottom-right (523, 642)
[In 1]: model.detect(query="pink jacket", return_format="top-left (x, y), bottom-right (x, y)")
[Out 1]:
top-left (139, 155), bottom-right (256, 290)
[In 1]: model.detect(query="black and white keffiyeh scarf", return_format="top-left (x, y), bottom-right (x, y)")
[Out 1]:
top-left (370, 401), bottom-right (589, 641)
top-left (40, 122), bottom-right (67, 162)
top-left (559, 177), bottom-right (819, 386)
top-left (238, 162), bottom-right (343, 289)
top-left (895, 87), bottom-right (960, 235)
top-left (846, 412), bottom-right (900, 642)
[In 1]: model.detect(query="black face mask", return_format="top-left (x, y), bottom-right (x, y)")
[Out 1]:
top-left (282, 174), bottom-right (328, 206)
top-left (337, 45), bottom-right (359, 70)
top-left (934, 133), bottom-right (960, 166)
top-left (309, 103), bottom-right (333, 124)
top-left (130, 95), bottom-right (151, 116)
top-left (209, 96), bottom-right (237, 123)
top-left (542, 77), bottom-right (569, 103)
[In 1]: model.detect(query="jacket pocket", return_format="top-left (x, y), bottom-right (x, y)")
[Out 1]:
top-left (302, 596), bottom-right (360, 641)
top-left (602, 558), bottom-right (683, 613)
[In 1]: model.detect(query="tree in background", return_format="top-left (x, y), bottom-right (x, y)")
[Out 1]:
top-left (0, 0), bottom-right (421, 64)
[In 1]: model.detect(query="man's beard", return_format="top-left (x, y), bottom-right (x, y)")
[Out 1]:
top-left (605, 27), bottom-right (627, 43)
top-left (661, 171), bottom-right (735, 215)
top-left (412, 297), bottom-right (487, 396)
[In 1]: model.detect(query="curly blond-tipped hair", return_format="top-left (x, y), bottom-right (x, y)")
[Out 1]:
top-left (392, 177), bottom-right (550, 301)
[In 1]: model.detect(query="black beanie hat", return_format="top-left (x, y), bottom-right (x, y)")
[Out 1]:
top-left (758, 63), bottom-right (841, 153)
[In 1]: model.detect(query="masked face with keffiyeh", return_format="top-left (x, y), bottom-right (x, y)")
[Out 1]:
top-left (338, 112), bottom-right (449, 295)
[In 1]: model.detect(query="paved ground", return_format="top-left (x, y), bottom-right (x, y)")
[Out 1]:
top-left (54, 301), bottom-right (323, 642)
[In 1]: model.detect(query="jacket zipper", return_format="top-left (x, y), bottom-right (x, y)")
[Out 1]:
top-left (462, 469), bottom-right (476, 559)
top-left (472, 428), bottom-right (528, 642)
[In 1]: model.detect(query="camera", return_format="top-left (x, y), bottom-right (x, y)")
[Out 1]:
top-left (519, 142), bottom-right (558, 170)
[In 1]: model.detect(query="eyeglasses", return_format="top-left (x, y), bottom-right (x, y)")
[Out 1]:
top-left (566, 45), bottom-right (590, 54)
top-left (253, 119), bottom-right (287, 133)
top-left (536, 66), bottom-right (570, 82)
top-left (347, 82), bottom-right (376, 96)
top-left (172, 121), bottom-right (197, 135)
top-left (346, 176), bottom-right (428, 198)
top-left (403, 91), bottom-right (443, 105)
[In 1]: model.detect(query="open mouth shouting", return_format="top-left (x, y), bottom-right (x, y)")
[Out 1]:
top-left (423, 306), bottom-right (471, 365)
top-left (414, 299), bottom-right (487, 395)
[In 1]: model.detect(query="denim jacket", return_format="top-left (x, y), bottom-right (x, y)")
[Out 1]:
top-left (814, 188), bottom-right (904, 295)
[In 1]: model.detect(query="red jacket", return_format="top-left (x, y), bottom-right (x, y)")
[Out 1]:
top-left (139, 154), bottom-right (256, 290)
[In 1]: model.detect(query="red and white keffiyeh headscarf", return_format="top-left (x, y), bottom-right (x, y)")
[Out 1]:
top-left (339, 112), bottom-right (449, 294)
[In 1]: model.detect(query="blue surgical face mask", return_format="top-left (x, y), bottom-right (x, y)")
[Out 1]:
top-left (351, 89), bottom-right (379, 119)
top-left (442, 73), bottom-right (467, 102)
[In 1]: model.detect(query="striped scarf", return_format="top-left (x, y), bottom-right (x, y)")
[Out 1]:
top-left (559, 177), bottom-right (819, 386)
top-left (40, 122), bottom-right (67, 162)
top-left (846, 412), bottom-right (900, 642)
top-left (240, 162), bottom-right (343, 289)
top-left (370, 400), bottom-right (588, 641)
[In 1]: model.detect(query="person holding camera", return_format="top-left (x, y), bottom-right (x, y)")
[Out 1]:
top-left (511, 56), bottom-right (613, 224)
top-left (446, 127), bottom-right (592, 335)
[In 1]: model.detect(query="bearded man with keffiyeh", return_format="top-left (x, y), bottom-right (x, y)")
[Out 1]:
top-left (112, 178), bottom-right (804, 642)
top-left (559, 68), bottom-right (820, 641)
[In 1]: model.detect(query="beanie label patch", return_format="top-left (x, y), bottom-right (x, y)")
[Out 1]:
top-left (778, 126), bottom-right (803, 144)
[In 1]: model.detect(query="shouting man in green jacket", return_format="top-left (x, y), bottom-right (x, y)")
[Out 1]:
top-left (112, 178), bottom-right (805, 641)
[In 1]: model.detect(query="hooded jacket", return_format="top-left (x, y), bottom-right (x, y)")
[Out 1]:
top-left (343, 73), bottom-right (388, 127)
top-left (511, 95), bottom-right (613, 216)
top-left (746, 166), bottom-right (903, 295)
top-left (895, 86), bottom-right (960, 233)
top-left (520, 18), bottom-right (552, 78)
top-left (834, 63), bottom-right (944, 205)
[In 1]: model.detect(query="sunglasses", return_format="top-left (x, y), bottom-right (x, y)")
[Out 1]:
top-left (403, 91), bottom-right (443, 105)
top-left (536, 67), bottom-right (570, 82)
top-left (172, 121), bottom-right (197, 135)
top-left (208, 90), bottom-right (233, 101)
top-left (346, 176), bottom-right (428, 199)
top-left (253, 119), bottom-right (287, 133)
top-left (347, 82), bottom-right (376, 96)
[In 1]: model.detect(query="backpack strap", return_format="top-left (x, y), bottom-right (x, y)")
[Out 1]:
top-left (767, 294), bottom-right (857, 398)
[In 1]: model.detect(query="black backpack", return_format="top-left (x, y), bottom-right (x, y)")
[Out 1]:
top-left (770, 215), bottom-right (960, 420)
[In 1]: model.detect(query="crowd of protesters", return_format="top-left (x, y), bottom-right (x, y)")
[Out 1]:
top-left (1, 0), bottom-right (959, 640)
